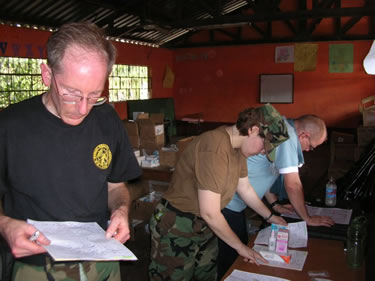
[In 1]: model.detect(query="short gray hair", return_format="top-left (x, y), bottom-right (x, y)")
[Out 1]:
top-left (47, 22), bottom-right (116, 76)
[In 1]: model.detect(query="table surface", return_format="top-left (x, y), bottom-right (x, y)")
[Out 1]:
top-left (222, 237), bottom-right (365, 281)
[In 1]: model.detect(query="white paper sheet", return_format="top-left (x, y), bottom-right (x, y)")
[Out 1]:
top-left (224, 269), bottom-right (291, 281)
top-left (28, 219), bottom-right (137, 261)
top-left (253, 245), bottom-right (308, 271)
top-left (254, 221), bottom-right (308, 248)
top-left (281, 206), bottom-right (352, 225)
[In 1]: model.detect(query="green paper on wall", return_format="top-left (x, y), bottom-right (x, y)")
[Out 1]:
top-left (329, 44), bottom-right (353, 73)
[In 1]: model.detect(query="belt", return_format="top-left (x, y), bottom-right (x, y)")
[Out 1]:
top-left (161, 198), bottom-right (203, 221)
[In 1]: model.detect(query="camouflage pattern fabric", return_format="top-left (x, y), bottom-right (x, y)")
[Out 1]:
top-left (254, 103), bottom-right (289, 162)
top-left (149, 202), bottom-right (217, 281)
top-left (12, 260), bottom-right (120, 281)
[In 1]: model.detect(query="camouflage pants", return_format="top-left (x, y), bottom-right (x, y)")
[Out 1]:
top-left (149, 202), bottom-right (218, 281)
top-left (12, 259), bottom-right (121, 281)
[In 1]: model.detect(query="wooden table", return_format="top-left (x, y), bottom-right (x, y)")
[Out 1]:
top-left (222, 237), bottom-right (365, 281)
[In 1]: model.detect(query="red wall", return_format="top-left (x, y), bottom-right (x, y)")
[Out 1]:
top-left (0, 25), bottom-right (174, 120)
top-left (112, 42), bottom-right (174, 119)
top-left (1, 25), bottom-right (374, 128)
top-left (172, 42), bottom-right (375, 128)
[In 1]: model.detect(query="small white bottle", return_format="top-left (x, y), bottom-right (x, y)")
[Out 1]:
top-left (325, 176), bottom-right (337, 206)
top-left (268, 229), bottom-right (276, 252)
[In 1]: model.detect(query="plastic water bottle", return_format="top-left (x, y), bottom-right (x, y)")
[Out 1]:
top-left (346, 216), bottom-right (367, 268)
top-left (268, 229), bottom-right (276, 251)
top-left (325, 176), bottom-right (337, 206)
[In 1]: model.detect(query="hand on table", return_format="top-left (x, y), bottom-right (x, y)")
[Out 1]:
top-left (237, 244), bottom-right (267, 265)
top-left (268, 214), bottom-right (287, 226)
top-left (273, 203), bottom-right (295, 215)
top-left (306, 215), bottom-right (335, 227)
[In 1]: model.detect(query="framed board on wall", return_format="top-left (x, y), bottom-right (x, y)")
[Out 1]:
top-left (259, 74), bottom-right (294, 103)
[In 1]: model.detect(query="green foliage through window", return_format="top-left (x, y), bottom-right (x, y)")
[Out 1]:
top-left (109, 65), bottom-right (150, 102)
top-left (0, 57), bottom-right (48, 108)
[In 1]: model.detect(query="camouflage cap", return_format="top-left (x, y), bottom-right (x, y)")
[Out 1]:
top-left (254, 103), bottom-right (289, 162)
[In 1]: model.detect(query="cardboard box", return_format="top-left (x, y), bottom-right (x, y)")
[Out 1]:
top-left (359, 96), bottom-right (375, 126)
top-left (137, 113), bottom-right (165, 150)
top-left (128, 135), bottom-right (140, 149)
top-left (123, 120), bottom-right (140, 149)
top-left (131, 191), bottom-right (163, 221)
top-left (357, 126), bottom-right (375, 147)
top-left (328, 161), bottom-right (355, 179)
top-left (159, 147), bottom-right (178, 167)
top-left (330, 131), bottom-right (355, 145)
top-left (330, 143), bottom-right (360, 164)
top-left (176, 136), bottom-right (194, 160)
top-left (123, 120), bottom-right (139, 136)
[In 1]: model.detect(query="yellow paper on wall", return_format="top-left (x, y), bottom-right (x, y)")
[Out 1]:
top-left (294, 43), bottom-right (318, 72)
top-left (163, 65), bottom-right (175, 88)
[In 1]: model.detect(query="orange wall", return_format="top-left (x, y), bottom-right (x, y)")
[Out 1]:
top-left (172, 42), bottom-right (375, 128)
top-left (0, 25), bottom-right (174, 120)
top-left (1, 25), bottom-right (374, 128)
top-left (111, 42), bottom-right (174, 119)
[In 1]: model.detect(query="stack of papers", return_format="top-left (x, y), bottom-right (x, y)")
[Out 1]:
top-left (28, 219), bottom-right (137, 261)
top-left (224, 269), bottom-right (290, 281)
top-left (254, 221), bottom-right (308, 248)
top-left (281, 206), bottom-right (352, 225)
top-left (253, 221), bottom-right (309, 271)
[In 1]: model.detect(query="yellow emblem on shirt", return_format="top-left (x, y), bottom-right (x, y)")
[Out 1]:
top-left (93, 144), bottom-right (112, 169)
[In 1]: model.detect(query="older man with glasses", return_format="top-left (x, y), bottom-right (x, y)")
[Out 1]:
top-left (0, 22), bottom-right (141, 281)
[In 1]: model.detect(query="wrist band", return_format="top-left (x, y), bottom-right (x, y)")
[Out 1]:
top-left (270, 200), bottom-right (279, 208)
top-left (264, 213), bottom-right (274, 221)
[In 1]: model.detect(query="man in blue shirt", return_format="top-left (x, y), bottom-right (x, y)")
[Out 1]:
top-left (217, 115), bottom-right (335, 280)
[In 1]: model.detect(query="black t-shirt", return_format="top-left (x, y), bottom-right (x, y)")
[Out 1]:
top-left (0, 94), bottom-right (141, 229)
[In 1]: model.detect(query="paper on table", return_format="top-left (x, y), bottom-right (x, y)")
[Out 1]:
top-left (224, 269), bottom-right (291, 281)
top-left (253, 245), bottom-right (308, 271)
top-left (281, 206), bottom-right (352, 225)
top-left (254, 221), bottom-right (308, 248)
top-left (28, 219), bottom-right (137, 261)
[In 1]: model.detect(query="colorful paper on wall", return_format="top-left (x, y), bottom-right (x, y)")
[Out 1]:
top-left (329, 44), bottom-right (353, 73)
top-left (275, 46), bottom-right (294, 63)
top-left (163, 65), bottom-right (175, 88)
top-left (294, 43), bottom-right (318, 72)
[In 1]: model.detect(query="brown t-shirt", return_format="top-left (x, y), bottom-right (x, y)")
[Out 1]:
top-left (163, 126), bottom-right (248, 216)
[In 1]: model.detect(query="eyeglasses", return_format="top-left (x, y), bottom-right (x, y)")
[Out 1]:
top-left (307, 136), bottom-right (315, 151)
top-left (51, 72), bottom-right (107, 106)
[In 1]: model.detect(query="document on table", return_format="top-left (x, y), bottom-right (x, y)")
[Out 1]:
top-left (281, 206), bottom-right (352, 225)
top-left (27, 219), bottom-right (137, 261)
top-left (254, 221), bottom-right (308, 248)
top-left (224, 269), bottom-right (291, 281)
top-left (253, 245), bottom-right (308, 271)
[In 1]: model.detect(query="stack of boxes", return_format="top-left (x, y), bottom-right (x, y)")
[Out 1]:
top-left (328, 131), bottom-right (359, 180)
top-left (158, 136), bottom-right (195, 168)
top-left (358, 95), bottom-right (375, 157)
top-left (359, 96), bottom-right (375, 127)
top-left (137, 113), bottom-right (165, 152)
top-left (123, 114), bottom-right (195, 169)
top-left (328, 96), bottom-right (375, 180)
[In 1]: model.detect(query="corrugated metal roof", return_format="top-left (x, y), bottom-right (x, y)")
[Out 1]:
top-left (0, 0), bottom-right (374, 48)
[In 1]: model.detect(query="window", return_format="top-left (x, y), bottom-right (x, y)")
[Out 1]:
top-left (109, 65), bottom-right (150, 102)
top-left (0, 57), bottom-right (48, 109)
